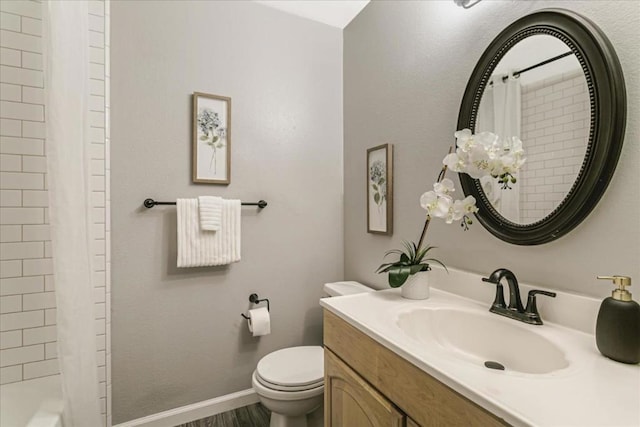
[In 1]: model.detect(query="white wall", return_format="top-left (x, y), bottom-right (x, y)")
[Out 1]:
top-left (343, 1), bottom-right (639, 298)
top-left (110, 1), bottom-right (343, 423)
top-left (0, 0), bottom-right (111, 424)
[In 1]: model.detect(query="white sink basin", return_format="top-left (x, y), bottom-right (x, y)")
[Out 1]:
top-left (321, 275), bottom-right (640, 427)
top-left (396, 307), bottom-right (570, 374)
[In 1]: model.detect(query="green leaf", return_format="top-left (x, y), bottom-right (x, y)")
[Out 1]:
top-left (388, 265), bottom-right (411, 288)
top-left (425, 258), bottom-right (448, 273)
top-left (377, 265), bottom-right (395, 273)
top-left (372, 183), bottom-right (378, 191)
top-left (374, 193), bottom-right (380, 204)
top-left (401, 241), bottom-right (415, 261)
top-left (383, 249), bottom-right (403, 257)
top-left (376, 240), bottom-right (448, 280)
top-left (375, 262), bottom-right (396, 273)
top-left (409, 264), bottom-right (424, 275)
top-left (379, 178), bottom-right (385, 185)
top-left (199, 135), bottom-right (208, 141)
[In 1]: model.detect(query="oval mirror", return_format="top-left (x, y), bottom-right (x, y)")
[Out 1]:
top-left (457, 9), bottom-right (626, 245)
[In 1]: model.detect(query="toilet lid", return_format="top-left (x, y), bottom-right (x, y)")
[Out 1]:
top-left (256, 346), bottom-right (324, 389)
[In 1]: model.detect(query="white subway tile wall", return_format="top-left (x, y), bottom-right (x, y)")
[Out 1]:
top-left (0, 0), bottom-right (111, 425)
top-left (519, 70), bottom-right (589, 224)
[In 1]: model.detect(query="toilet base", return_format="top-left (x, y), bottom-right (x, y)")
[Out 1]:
top-left (269, 412), bottom-right (307, 427)
top-left (252, 368), bottom-right (323, 427)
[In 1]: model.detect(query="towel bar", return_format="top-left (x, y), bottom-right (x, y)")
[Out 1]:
top-left (143, 198), bottom-right (267, 209)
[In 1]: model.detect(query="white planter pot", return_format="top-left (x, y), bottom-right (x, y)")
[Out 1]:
top-left (400, 272), bottom-right (430, 300)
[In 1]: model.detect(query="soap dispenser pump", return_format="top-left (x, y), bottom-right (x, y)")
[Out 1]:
top-left (595, 276), bottom-right (640, 364)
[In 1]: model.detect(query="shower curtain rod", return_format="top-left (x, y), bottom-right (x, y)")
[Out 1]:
top-left (495, 51), bottom-right (574, 82)
top-left (143, 198), bottom-right (268, 209)
top-left (514, 51), bottom-right (574, 77)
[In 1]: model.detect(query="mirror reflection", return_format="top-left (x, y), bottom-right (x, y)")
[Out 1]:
top-left (476, 35), bottom-right (590, 224)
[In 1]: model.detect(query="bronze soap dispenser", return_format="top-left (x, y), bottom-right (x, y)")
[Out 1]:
top-left (595, 276), bottom-right (640, 364)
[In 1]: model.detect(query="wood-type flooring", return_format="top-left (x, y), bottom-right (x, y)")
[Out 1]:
top-left (175, 403), bottom-right (270, 427)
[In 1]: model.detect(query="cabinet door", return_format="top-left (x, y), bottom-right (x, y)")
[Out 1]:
top-left (325, 349), bottom-right (404, 427)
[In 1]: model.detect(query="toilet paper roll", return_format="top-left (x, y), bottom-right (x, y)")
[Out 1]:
top-left (247, 307), bottom-right (271, 337)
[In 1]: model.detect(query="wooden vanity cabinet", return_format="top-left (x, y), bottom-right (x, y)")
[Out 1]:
top-left (325, 349), bottom-right (405, 426)
top-left (323, 310), bottom-right (509, 427)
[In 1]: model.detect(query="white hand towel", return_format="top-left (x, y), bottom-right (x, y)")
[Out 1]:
top-left (177, 198), bottom-right (241, 267)
top-left (198, 196), bottom-right (223, 231)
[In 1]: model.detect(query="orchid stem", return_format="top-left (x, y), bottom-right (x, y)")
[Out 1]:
top-left (416, 217), bottom-right (431, 253)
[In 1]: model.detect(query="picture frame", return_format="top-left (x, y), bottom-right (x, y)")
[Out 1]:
top-left (192, 92), bottom-right (231, 184)
top-left (367, 143), bottom-right (393, 235)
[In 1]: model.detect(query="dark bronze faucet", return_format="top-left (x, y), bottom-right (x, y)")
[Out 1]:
top-left (482, 268), bottom-right (556, 325)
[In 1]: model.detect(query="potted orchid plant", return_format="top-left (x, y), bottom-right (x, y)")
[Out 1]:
top-left (377, 129), bottom-right (526, 299)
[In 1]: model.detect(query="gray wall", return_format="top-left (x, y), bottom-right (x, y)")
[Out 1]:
top-left (111, 1), bottom-right (342, 422)
top-left (344, 1), bottom-right (639, 298)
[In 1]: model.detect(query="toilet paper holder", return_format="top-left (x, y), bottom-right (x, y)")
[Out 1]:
top-left (241, 293), bottom-right (270, 319)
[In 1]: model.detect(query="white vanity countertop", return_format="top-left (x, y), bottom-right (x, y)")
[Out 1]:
top-left (320, 269), bottom-right (640, 427)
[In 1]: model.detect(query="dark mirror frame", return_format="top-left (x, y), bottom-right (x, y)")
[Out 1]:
top-left (457, 9), bottom-right (626, 245)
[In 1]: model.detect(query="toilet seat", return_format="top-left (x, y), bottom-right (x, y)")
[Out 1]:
top-left (252, 370), bottom-right (324, 401)
top-left (255, 346), bottom-right (324, 392)
top-left (256, 374), bottom-right (323, 392)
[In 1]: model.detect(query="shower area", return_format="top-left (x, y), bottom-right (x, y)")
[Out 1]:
top-left (0, 1), bottom-right (111, 426)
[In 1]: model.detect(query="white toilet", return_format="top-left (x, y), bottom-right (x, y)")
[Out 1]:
top-left (252, 281), bottom-right (374, 427)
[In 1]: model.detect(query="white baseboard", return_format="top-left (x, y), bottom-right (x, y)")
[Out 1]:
top-left (113, 389), bottom-right (259, 427)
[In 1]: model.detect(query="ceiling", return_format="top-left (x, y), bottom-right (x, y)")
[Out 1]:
top-left (255, 0), bottom-right (370, 29)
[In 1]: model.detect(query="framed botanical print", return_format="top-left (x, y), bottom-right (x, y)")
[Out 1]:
top-left (367, 143), bottom-right (393, 234)
top-left (192, 92), bottom-right (231, 184)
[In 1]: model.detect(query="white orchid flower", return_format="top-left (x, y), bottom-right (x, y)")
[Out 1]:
top-left (452, 131), bottom-right (526, 175)
top-left (498, 151), bottom-right (525, 175)
top-left (417, 130), bottom-right (524, 232)
top-left (432, 195), bottom-right (452, 219)
top-left (460, 195), bottom-right (478, 214)
top-left (420, 191), bottom-right (438, 212)
top-left (420, 191), bottom-right (451, 219)
top-left (434, 178), bottom-right (455, 195)
top-left (454, 128), bottom-right (473, 144)
top-left (488, 156), bottom-right (505, 177)
top-left (454, 129), bottom-right (477, 153)
top-left (465, 144), bottom-right (491, 179)
top-left (443, 152), bottom-right (466, 172)
top-left (500, 153), bottom-right (517, 174)
top-left (442, 195), bottom-right (478, 225)
top-left (492, 136), bottom-right (525, 174)
top-left (445, 203), bottom-right (464, 224)
top-left (475, 131), bottom-right (499, 150)
top-left (507, 136), bottom-right (524, 153)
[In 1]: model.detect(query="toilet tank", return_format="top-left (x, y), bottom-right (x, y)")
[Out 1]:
top-left (323, 281), bottom-right (374, 297)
